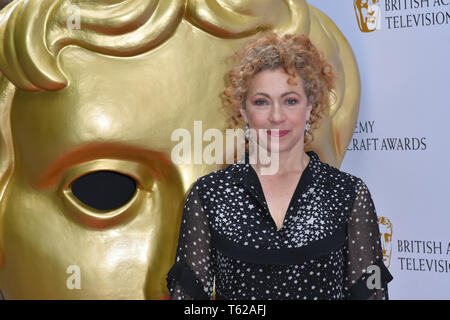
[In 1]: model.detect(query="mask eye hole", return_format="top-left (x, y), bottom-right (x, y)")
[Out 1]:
top-left (71, 170), bottom-right (137, 211)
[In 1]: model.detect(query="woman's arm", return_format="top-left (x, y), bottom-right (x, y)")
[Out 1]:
top-left (166, 180), bottom-right (216, 300)
top-left (342, 178), bottom-right (393, 300)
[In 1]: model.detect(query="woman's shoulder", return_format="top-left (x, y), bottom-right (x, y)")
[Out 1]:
top-left (311, 151), bottom-right (365, 193)
top-left (191, 162), bottom-right (240, 190)
top-left (311, 153), bottom-right (375, 213)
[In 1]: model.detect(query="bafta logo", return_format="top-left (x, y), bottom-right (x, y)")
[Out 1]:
top-left (378, 217), bottom-right (393, 268)
top-left (354, 0), bottom-right (381, 32)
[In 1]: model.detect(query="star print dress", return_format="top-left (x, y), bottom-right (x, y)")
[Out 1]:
top-left (166, 150), bottom-right (393, 300)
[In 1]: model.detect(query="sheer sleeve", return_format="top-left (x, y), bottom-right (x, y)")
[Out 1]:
top-left (343, 179), bottom-right (394, 300)
top-left (166, 179), bottom-right (216, 300)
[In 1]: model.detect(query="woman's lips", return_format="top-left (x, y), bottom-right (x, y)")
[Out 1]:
top-left (267, 130), bottom-right (289, 137)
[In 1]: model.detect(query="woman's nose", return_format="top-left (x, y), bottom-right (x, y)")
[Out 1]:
top-left (269, 104), bottom-right (285, 123)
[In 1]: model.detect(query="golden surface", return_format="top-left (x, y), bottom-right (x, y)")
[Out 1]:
top-left (0, 0), bottom-right (360, 299)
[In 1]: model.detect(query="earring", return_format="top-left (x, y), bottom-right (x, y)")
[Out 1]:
top-left (305, 122), bottom-right (310, 135)
top-left (244, 123), bottom-right (250, 140)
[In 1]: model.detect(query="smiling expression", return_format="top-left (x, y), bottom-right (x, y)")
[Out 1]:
top-left (240, 67), bottom-right (312, 153)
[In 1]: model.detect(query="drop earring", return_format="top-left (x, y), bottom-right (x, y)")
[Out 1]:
top-left (244, 123), bottom-right (250, 140)
top-left (305, 122), bottom-right (310, 135)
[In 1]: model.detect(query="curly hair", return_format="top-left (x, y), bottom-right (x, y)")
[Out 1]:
top-left (223, 32), bottom-right (336, 148)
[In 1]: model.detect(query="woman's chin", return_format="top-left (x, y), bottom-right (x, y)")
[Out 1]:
top-left (254, 141), bottom-right (292, 153)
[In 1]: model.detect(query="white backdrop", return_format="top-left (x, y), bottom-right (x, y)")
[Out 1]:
top-left (308, 0), bottom-right (450, 299)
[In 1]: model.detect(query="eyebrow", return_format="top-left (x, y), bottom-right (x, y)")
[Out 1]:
top-left (253, 91), bottom-right (301, 98)
top-left (35, 142), bottom-right (171, 190)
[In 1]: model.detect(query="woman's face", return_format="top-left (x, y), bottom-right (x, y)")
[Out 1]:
top-left (240, 67), bottom-right (312, 153)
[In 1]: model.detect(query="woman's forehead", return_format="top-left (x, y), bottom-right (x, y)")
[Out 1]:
top-left (247, 68), bottom-right (305, 94)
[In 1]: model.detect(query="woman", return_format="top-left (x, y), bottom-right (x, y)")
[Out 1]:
top-left (166, 32), bottom-right (393, 300)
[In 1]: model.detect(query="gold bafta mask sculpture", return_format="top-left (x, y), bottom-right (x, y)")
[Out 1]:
top-left (0, 0), bottom-right (360, 299)
top-left (354, 0), bottom-right (381, 32)
top-left (378, 217), bottom-right (393, 268)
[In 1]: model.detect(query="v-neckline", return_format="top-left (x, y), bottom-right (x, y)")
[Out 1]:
top-left (247, 151), bottom-right (314, 232)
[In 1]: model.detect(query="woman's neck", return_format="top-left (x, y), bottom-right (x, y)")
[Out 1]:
top-left (250, 141), bottom-right (310, 176)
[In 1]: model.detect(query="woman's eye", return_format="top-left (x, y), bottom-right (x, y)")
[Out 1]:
top-left (254, 99), bottom-right (267, 106)
top-left (286, 98), bottom-right (298, 105)
top-left (71, 170), bottom-right (137, 211)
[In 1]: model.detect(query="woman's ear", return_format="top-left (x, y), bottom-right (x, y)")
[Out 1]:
top-left (239, 107), bottom-right (248, 124)
top-left (305, 103), bottom-right (313, 122)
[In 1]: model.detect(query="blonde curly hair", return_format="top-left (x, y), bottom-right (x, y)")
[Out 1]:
top-left (223, 32), bottom-right (336, 148)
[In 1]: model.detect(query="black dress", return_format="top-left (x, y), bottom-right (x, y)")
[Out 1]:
top-left (166, 150), bottom-right (393, 300)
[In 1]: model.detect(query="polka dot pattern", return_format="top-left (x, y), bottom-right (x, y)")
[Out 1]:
top-left (166, 151), bottom-right (392, 300)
